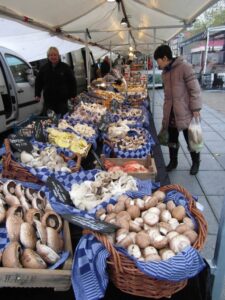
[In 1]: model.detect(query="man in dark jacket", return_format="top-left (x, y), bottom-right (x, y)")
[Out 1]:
top-left (100, 56), bottom-right (110, 77)
top-left (35, 47), bottom-right (77, 116)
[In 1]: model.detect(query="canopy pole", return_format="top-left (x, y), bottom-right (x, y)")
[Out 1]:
top-left (203, 28), bottom-right (209, 74)
top-left (208, 196), bottom-right (225, 300)
top-left (85, 30), bottom-right (91, 87)
top-left (109, 40), bottom-right (112, 71)
top-left (151, 28), bottom-right (156, 117)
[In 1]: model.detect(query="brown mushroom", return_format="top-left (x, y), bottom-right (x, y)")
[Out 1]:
top-left (171, 206), bottom-right (186, 221)
top-left (41, 210), bottom-right (62, 232)
top-left (20, 222), bottom-right (37, 249)
top-left (136, 231), bottom-right (151, 248)
top-left (21, 248), bottom-right (47, 269)
top-left (2, 241), bottom-right (22, 268)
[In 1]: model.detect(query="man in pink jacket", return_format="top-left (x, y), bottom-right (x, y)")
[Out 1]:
top-left (154, 45), bottom-right (202, 175)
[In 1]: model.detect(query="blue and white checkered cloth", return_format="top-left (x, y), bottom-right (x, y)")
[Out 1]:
top-left (12, 140), bottom-right (77, 183)
top-left (72, 233), bottom-right (206, 300)
top-left (42, 169), bottom-right (156, 218)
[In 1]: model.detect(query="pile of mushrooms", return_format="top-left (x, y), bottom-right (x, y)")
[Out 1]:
top-left (0, 180), bottom-right (64, 269)
top-left (96, 190), bottom-right (198, 262)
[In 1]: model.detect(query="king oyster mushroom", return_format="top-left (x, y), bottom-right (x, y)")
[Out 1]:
top-left (6, 214), bottom-right (23, 241)
top-left (36, 240), bottom-right (60, 264)
top-left (20, 222), bottom-right (37, 249)
top-left (2, 241), bottom-right (23, 268)
top-left (42, 210), bottom-right (62, 232)
top-left (21, 249), bottom-right (47, 269)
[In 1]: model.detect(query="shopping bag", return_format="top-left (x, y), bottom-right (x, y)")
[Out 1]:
top-left (157, 127), bottom-right (169, 146)
top-left (188, 117), bottom-right (204, 153)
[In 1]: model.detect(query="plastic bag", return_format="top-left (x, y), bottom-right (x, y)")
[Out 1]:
top-left (157, 127), bottom-right (169, 146)
top-left (188, 117), bottom-right (204, 153)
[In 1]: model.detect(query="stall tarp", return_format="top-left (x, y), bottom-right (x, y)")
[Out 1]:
top-left (0, 0), bottom-right (220, 60)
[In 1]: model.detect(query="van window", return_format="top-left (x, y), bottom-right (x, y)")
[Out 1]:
top-left (5, 54), bottom-right (30, 83)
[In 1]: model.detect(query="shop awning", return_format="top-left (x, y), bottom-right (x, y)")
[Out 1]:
top-left (0, 0), bottom-right (220, 60)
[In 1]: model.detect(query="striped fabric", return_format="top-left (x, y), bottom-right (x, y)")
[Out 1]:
top-left (72, 234), bottom-right (110, 300)
top-left (73, 234), bottom-right (205, 300)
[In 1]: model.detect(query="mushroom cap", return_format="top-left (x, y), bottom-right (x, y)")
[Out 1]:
top-left (21, 249), bottom-right (47, 269)
top-left (2, 241), bottom-right (22, 268)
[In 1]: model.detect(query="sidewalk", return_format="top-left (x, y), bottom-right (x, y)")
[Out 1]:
top-left (150, 89), bottom-right (225, 299)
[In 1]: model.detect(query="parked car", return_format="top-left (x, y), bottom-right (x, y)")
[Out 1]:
top-left (0, 46), bottom-right (43, 133)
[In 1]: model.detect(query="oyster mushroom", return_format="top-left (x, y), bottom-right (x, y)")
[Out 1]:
top-left (41, 210), bottom-right (62, 232)
top-left (46, 227), bottom-right (64, 253)
top-left (36, 240), bottom-right (60, 264)
top-left (20, 222), bottom-right (37, 249)
top-left (6, 215), bottom-right (23, 241)
top-left (21, 248), bottom-right (47, 269)
top-left (2, 241), bottom-right (23, 268)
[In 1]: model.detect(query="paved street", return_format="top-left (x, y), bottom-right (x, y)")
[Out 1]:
top-left (150, 88), bottom-right (225, 300)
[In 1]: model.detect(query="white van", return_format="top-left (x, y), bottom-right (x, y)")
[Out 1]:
top-left (0, 46), bottom-right (43, 133)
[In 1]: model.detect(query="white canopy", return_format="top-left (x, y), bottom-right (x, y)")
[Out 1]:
top-left (0, 0), bottom-right (220, 60)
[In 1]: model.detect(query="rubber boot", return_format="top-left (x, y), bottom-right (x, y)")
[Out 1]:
top-left (166, 147), bottom-right (179, 172)
top-left (190, 152), bottom-right (200, 175)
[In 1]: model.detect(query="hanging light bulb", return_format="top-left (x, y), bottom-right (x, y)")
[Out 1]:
top-left (120, 17), bottom-right (128, 27)
top-left (129, 46), bottom-right (133, 52)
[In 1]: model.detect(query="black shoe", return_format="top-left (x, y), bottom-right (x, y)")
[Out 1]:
top-left (190, 161), bottom-right (200, 175)
top-left (166, 160), bottom-right (178, 172)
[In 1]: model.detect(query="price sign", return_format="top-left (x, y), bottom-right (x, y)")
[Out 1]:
top-left (46, 176), bottom-right (72, 205)
top-left (9, 134), bottom-right (33, 153)
top-left (34, 120), bottom-right (46, 143)
top-left (62, 214), bottom-right (118, 234)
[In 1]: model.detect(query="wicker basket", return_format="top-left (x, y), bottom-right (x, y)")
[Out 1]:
top-left (89, 184), bottom-right (208, 299)
top-left (2, 139), bottom-right (82, 184)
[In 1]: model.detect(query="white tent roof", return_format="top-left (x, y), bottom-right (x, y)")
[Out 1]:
top-left (0, 0), bottom-right (220, 60)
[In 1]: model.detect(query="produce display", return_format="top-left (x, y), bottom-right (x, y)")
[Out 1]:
top-left (104, 160), bottom-right (149, 173)
top-left (58, 119), bottom-right (96, 139)
top-left (69, 170), bottom-right (138, 211)
top-left (95, 190), bottom-right (198, 262)
top-left (69, 102), bottom-right (107, 124)
top-left (107, 128), bottom-right (149, 151)
top-left (17, 118), bottom-right (53, 137)
top-left (47, 128), bottom-right (90, 156)
top-left (20, 145), bottom-right (71, 172)
top-left (0, 180), bottom-right (64, 268)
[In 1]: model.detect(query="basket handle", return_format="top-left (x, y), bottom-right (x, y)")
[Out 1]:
top-left (3, 139), bottom-right (12, 169)
top-left (83, 230), bottom-right (124, 273)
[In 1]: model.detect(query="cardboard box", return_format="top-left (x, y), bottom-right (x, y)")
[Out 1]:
top-left (0, 221), bottom-right (73, 291)
top-left (101, 154), bottom-right (157, 181)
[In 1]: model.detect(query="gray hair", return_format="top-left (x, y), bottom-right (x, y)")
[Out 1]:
top-left (47, 47), bottom-right (60, 57)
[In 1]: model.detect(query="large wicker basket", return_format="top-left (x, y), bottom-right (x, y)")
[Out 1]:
top-left (2, 139), bottom-right (81, 184)
top-left (89, 184), bottom-right (208, 299)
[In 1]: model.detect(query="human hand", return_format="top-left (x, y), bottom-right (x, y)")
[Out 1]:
top-left (193, 111), bottom-right (200, 119)
top-left (35, 96), bottom-right (41, 102)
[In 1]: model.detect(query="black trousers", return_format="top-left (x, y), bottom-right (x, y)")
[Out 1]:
top-left (168, 126), bottom-right (189, 149)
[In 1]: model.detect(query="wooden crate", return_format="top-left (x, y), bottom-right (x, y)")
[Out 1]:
top-left (101, 154), bottom-right (157, 181)
top-left (0, 221), bottom-right (73, 291)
